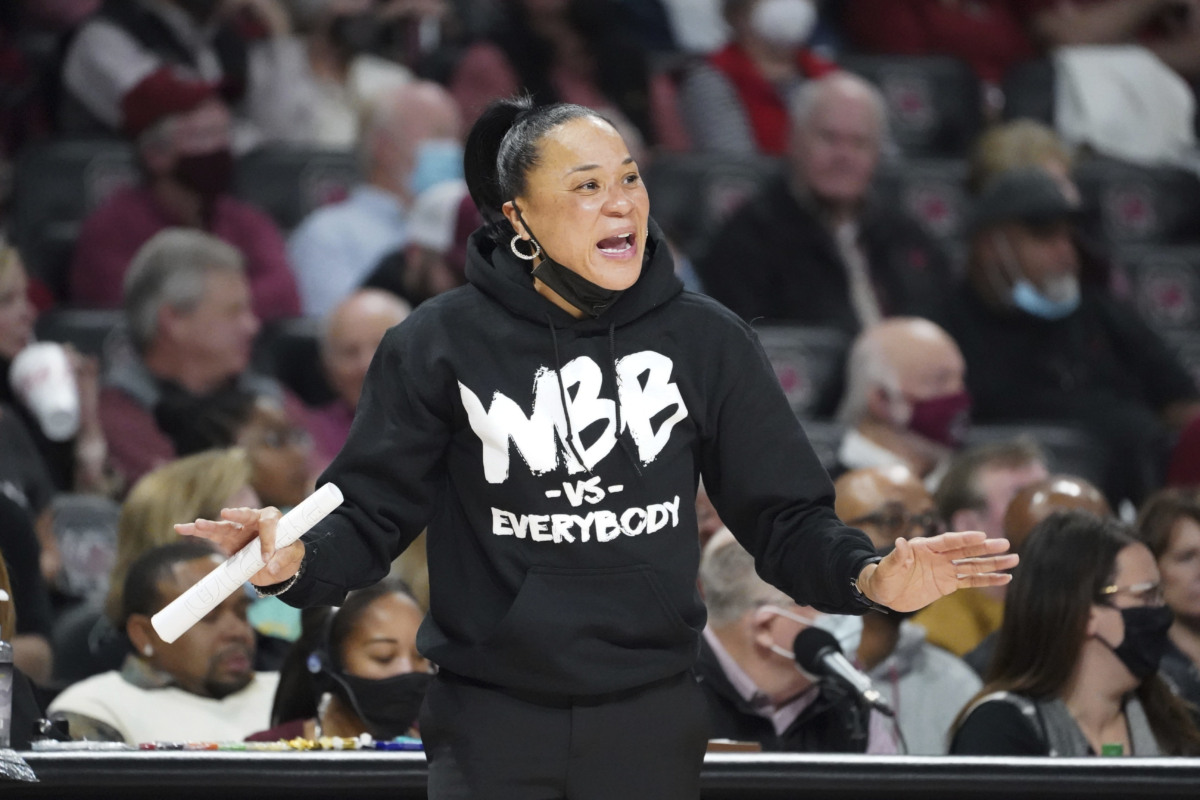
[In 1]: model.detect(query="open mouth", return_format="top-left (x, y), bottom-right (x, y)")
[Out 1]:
top-left (596, 232), bottom-right (636, 256)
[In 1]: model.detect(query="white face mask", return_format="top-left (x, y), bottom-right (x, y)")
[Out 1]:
top-left (749, 0), bottom-right (817, 48)
top-left (761, 605), bottom-right (864, 662)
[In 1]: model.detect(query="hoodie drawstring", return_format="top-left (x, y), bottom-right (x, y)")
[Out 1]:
top-left (547, 315), bottom-right (590, 473)
top-left (610, 323), bottom-right (642, 477)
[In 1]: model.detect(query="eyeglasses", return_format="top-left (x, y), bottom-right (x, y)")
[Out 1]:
top-left (1098, 581), bottom-right (1165, 608)
top-left (847, 504), bottom-right (943, 539)
top-left (244, 428), bottom-right (311, 450)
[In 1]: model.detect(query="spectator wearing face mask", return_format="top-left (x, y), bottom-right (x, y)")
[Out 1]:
top-left (833, 466), bottom-right (983, 755)
top-left (311, 290), bottom-right (411, 467)
top-left (1135, 490), bottom-right (1200, 712)
top-left (937, 166), bottom-right (1200, 506)
top-left (364, 181), bottom-right (471, 308)
top-left (68, 81), bottom-right (300, 320)
top-left (49, 540), bottom-right (279, 743)
top-left (248, 577), bottom-right (431, 741)
top-left (678, 0), bottom-right (833, 155)
top-left (287, 82), bottom-right (463, 317)
top-left (60, 0), bottom-right (313, 148)
top-left (696, 530), bottom-right (895, 753)
top-left (697, 73), bottom-right (951, 332)
top-left (834, 318), bottom-right (971, 488)
top-left (951, 511), bottom-right (1200, 756)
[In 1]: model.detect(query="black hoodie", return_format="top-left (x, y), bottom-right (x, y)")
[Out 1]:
top-left (282, 222), bottom-right (877, 697)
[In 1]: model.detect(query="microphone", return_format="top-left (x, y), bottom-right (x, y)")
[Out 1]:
top-left (793, 626), bottom-right (895, 718)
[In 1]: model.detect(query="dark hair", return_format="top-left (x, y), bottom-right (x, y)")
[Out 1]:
top-left (1136, 489), bottom-right (1200, 561)
top-left (488, 0), bottom-right (653, 143)
top-left (269, 577), bottom-right (418, 727)
top-left (120, 539), bottom-right (222, 627)
top-left (464, 96), bottom-right (610, 244)
top-left (154, 383), bottom-right (258, 457)
top-left (953, 511), bottom-right (1200, 755)
top-left (935, 437), bottom-right (1046, 522)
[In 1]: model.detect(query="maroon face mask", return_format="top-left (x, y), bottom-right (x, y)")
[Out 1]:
top-left (172, 149), bottom-right (234, 205)
top-left (906, 390), bottom-right (972, 449)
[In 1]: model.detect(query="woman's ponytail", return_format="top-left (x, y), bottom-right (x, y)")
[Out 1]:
top-left (464, 96), bottom-right (533, 238)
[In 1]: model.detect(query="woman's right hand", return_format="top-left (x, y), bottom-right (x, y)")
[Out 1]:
top-left (175, 507), bottom-right (305, 586)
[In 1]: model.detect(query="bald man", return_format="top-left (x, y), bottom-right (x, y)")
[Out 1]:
top-left (289, 81), bottom-right (464, 316)
top-left (959, 475), bottom-right (1112, 676)
top-left (1003, 476), bottom-right (1112, 553)
top-left (832, 466), bottom-right (981, 754)
top-left (835, 318), bottom-right (971, 487)
top-left (697, 73), bottom-right (950, 330)
top-left (834, 465), bottom-right (941, 549)
top-left (310, 290), bottom-right (412, 465)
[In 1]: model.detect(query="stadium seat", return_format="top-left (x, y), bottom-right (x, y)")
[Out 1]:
top-left (838, 55), bottom-right (983, 158)
top-left (1001, 58), bottom-right (1056, 124)
top-left (753, 325), bottom-right (851, 420)
top-left (250, 317), bottom-right (336, 408)
top-left (51, 493), bottom-right (120, 603)
top-left (233, 147), bottom-right (361, 232)
top-left (11, 141), bottom-right (138, 299)
top-left (643, 153), bottom-right (783, 262)
top-left (964, 423), bottom-right (1108, 489)
top-left (1113, 246), bottom-right (1200, 333)
top-left (1074, 158), bottom-right (1200, 247)
top-left (797, 420), bottom-right (845, 474)
top-left (33, 309), bottom-right (125, 363)
top-left (874, 158), bottom-right (969, 254)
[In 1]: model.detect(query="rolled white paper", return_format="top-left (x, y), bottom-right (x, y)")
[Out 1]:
top-left (152, 483), bottom-right (344, 643)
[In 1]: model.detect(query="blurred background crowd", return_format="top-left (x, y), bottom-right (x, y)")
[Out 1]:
top-left (2, 0), bottom-right (1200, 758)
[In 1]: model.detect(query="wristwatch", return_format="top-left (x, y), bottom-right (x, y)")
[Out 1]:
top-left (849, 556), bottom-right (891, 613)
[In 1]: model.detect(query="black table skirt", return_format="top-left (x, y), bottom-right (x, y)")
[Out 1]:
top-left (6, 752), bottom-right (1200, 800)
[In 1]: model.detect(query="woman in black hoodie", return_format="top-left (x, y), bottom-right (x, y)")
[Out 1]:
top-left (181, 98), bottom-right (1017, 798)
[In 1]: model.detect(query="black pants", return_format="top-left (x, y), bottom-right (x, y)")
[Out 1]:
top-left (420, 671), bottom-right (710, 800)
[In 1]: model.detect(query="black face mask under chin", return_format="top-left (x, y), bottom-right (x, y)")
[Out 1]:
top-left (516, 208), bottom-right (625, 319)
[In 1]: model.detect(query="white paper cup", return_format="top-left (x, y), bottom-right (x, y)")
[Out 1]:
top-left (9, 342), bottom-right (80, 442)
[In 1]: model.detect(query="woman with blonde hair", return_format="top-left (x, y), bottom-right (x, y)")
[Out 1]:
top-left (104, 448), bottom-right (258, 622)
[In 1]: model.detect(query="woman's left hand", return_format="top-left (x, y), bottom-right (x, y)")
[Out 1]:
top-left (858, 532), bottom-right (1018, 613)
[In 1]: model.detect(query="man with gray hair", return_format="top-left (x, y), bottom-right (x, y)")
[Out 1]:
top-left (99, 228), bottom-right (312, 487)
top-left (694, 530), bottom-right (896, 753)
top-left (697, 72), bottom-right (949, 332)
top-left (834, 317), bottom-right (970, 488)
top-left (288, 82), bottom-right (463, 317)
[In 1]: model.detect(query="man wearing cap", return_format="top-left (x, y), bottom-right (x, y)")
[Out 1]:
top-left (69, 87), bottom-right (299, 321)
top-left (937, 166), bottom-right (1200, 505)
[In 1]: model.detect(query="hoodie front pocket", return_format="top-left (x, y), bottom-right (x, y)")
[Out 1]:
top-left (482, 565), bottom-right (698, 693)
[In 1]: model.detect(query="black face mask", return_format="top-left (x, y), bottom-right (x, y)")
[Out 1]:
top-left (1105, 605), bottom-right (1174, 682)
top-left (309, 646), bottom-right (431, 741)
top-left (172, 149), bottom-right (234, 205)
top-left (516, 208), bottom-right (625, 319)
top-left (331, 670), bottom-right (431, 740)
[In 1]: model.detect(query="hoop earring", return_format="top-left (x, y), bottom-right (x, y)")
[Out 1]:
top-left (511, 235), bottom-right (541, 261)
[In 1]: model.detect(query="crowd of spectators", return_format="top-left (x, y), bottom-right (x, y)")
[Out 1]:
top-left (1, 0), bottom-right (1200, 760)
